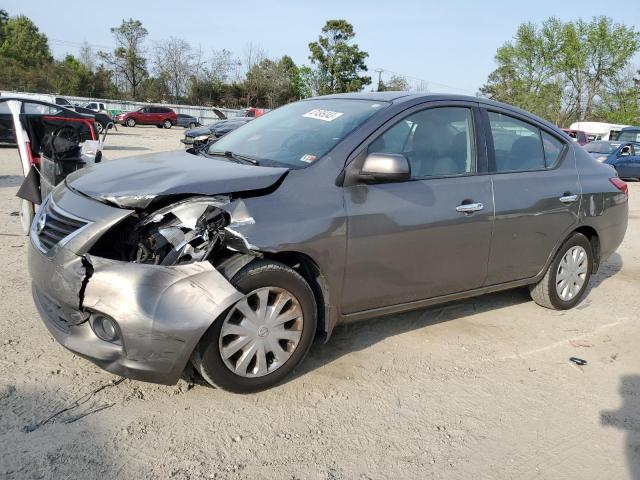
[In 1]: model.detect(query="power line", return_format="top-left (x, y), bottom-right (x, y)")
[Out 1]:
top-left (49, 38), bottom-right (115, 51)
top-left (376, 68), bottom-right (476, 95)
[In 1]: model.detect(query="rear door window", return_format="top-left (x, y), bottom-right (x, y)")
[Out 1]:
top-left (488, 111), bottom-right (544, 172)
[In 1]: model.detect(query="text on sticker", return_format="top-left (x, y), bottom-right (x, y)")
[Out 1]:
top-left (303, 109), bottom-right (344, 122)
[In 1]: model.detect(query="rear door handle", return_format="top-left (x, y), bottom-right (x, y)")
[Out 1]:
top-left (456, 202), bottom-right (484, 213)
top-left (559, 194), bottom-right (578, 203)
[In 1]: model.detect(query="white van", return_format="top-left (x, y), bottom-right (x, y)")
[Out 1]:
top-left (569, 121), bottom-right (630, 141)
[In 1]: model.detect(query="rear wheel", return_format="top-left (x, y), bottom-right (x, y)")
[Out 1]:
top-left (530, 233), bottom-right (593, 309)
top-left (192, 260), bottom-right (317, 393)
top-left (163, 119), bottom-right (172, 129)
top-left (126, 117), bottom-right (136, 127)
top-left (189, 122), bottom-right (196, 129)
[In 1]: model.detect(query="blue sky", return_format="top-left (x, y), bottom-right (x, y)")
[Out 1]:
top-left (3, 0), bottom-right (640, 94)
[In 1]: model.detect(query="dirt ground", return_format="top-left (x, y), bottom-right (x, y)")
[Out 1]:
top-left (0, 126), bottom-right (638, 480)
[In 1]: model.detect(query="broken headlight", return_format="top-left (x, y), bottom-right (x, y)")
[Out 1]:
top-left (132, 197), bottom-right (229, 266)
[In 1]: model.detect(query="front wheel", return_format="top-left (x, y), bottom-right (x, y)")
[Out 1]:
top-left (163, 119), bottom-right (172, 129)
top-left (530, 232), bottom-right (593, 309)
top-left (126, 118), bottom-right (136, 127)
top-left (192, 260), bottom-right (317, 393)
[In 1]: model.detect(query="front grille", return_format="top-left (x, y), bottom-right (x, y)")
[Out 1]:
top-left (37, 199), bottom-right (88, 252)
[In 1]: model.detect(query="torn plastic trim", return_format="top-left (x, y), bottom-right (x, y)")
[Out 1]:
top-left (223, 226), bottom-right (262, 257)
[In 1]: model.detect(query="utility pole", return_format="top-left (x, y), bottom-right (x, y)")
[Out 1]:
top-left (375, 68), bottom-right (384, 92)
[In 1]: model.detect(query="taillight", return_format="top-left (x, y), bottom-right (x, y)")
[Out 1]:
top-left (610, 177), bottom-right (628, 196)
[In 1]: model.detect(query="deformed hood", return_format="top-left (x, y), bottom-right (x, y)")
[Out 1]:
top-left (66, 150), bottom-right (288, 208)
top-left (185, 125), bottom-right (212, 137)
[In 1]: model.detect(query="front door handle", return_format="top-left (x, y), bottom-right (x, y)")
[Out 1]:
top-left (559, 194), bottom-right (578, 203)
top-left (456, 202), bottom-right (484, 213)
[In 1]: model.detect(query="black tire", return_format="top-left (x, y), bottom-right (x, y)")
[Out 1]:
top-left (529, 232), bottom-right (593, 309)
top-left (163, 119), bottom-right (172, 129)
top-left (192, 260), bottom-right (317, 393)
top-left (189, 122), bottom-right (196, 129)
top-left (54, 126), bottom-right (80, 143)
top-left (126, 117), bottom-right (136, 127)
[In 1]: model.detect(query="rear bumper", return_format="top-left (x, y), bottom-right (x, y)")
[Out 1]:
top-left (28, 189), bottom-right (243, 385)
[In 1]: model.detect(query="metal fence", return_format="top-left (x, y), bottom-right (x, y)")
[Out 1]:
top-left (1, 90), bottom-right (242, 124)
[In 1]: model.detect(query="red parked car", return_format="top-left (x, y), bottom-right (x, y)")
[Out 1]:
top-left (562, 129), bottom-right (589, 146)
top-left (115, 106), bottom-right (177, 129)
top-left (240, 107), bottom-right (268, 118)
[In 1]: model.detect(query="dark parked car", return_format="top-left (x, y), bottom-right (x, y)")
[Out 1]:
top-left (585, 141), bottom-right (640, 180)
top-left (175, 113), bottom-right (201, 129)
top-left (27, 93), bottom-right (628, 393)
top-left (115, 106), bottom-right (177, 128)
top-left (73, 105), bottom-right (113, 134)
top-left (1, 98), bottom-right (97, 146)
top-left (1, 97), bottom-right (99, 233)
top-left (616, 127), bottom-right (640, 143)
top-left (182, 117), bottom-right (253, 149)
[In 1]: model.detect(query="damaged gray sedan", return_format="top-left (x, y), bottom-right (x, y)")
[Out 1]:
top-left (28, 92), bottom-right (628, 392)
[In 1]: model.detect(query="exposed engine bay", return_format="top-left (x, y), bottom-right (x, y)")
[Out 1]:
top-left (90, 196), bottom-right (259, 266)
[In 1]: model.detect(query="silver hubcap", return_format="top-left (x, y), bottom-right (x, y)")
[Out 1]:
top-left (556, 245), bottom-right (589, 301)
top-left (219, 287), bottom-right (304, 378)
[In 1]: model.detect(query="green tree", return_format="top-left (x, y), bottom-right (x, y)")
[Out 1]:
top-left (595, 68), bottom-right (640, 124)
top-left (380, 74), bottom-right (410, 91)
top-left (0, 9), bottom-right (8, 44)
top-left (480, 16), bottom-right (640, 125)
top-left (99, 18), bottom-right (148, 99)
top-left (0, 14), bottom-right (51, 67)
top-left (479, 18), bottom-right (565, 122)
top-left (295, 65), bottom-right (316, 98)
top-left (559, 16), bottom-right (640, 120)
top-left (244, 56), bottom-right (299, 108)
top-left (49, 55), bottom-right (93, 95)
top-left (308, 19), bottom-right (371, 94)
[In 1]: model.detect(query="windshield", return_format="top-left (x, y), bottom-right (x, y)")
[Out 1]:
top-left (617, 130), bottom-right (640, 142)
top-left (585, 141), bottom-right (618, 154)
top-left (208, 99), bottom-right (388, 167)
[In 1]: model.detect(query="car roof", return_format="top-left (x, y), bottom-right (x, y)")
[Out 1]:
top-left (0, 96), bottom-right (93, 118)
top-left (312, 91), bottom-right (562, 134)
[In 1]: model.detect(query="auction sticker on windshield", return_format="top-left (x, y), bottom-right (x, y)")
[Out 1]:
top-left (303, 109), bottom-right (343, 122)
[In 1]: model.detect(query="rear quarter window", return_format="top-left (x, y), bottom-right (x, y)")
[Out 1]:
top-left (541, 131), bottom-right (566, 168)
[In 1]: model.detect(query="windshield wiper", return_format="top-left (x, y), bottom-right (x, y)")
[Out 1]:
top-left (209, 150), bottom-right (259, 165)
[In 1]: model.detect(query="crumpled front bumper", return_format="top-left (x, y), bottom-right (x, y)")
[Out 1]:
top-left (28, 186), bottom-right (243, 385)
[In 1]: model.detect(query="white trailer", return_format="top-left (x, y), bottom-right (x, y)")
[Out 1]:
top-left (569, 121), bottom-right (630, 141)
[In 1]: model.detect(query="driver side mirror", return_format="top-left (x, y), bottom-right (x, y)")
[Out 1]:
top-left (619, 147), bottom-right (631, 157)
top-left (357, 153), bottom-right (411, 184)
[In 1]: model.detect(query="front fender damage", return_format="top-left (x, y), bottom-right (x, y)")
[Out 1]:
top-left (79, 255), bottom-right (243, 384)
